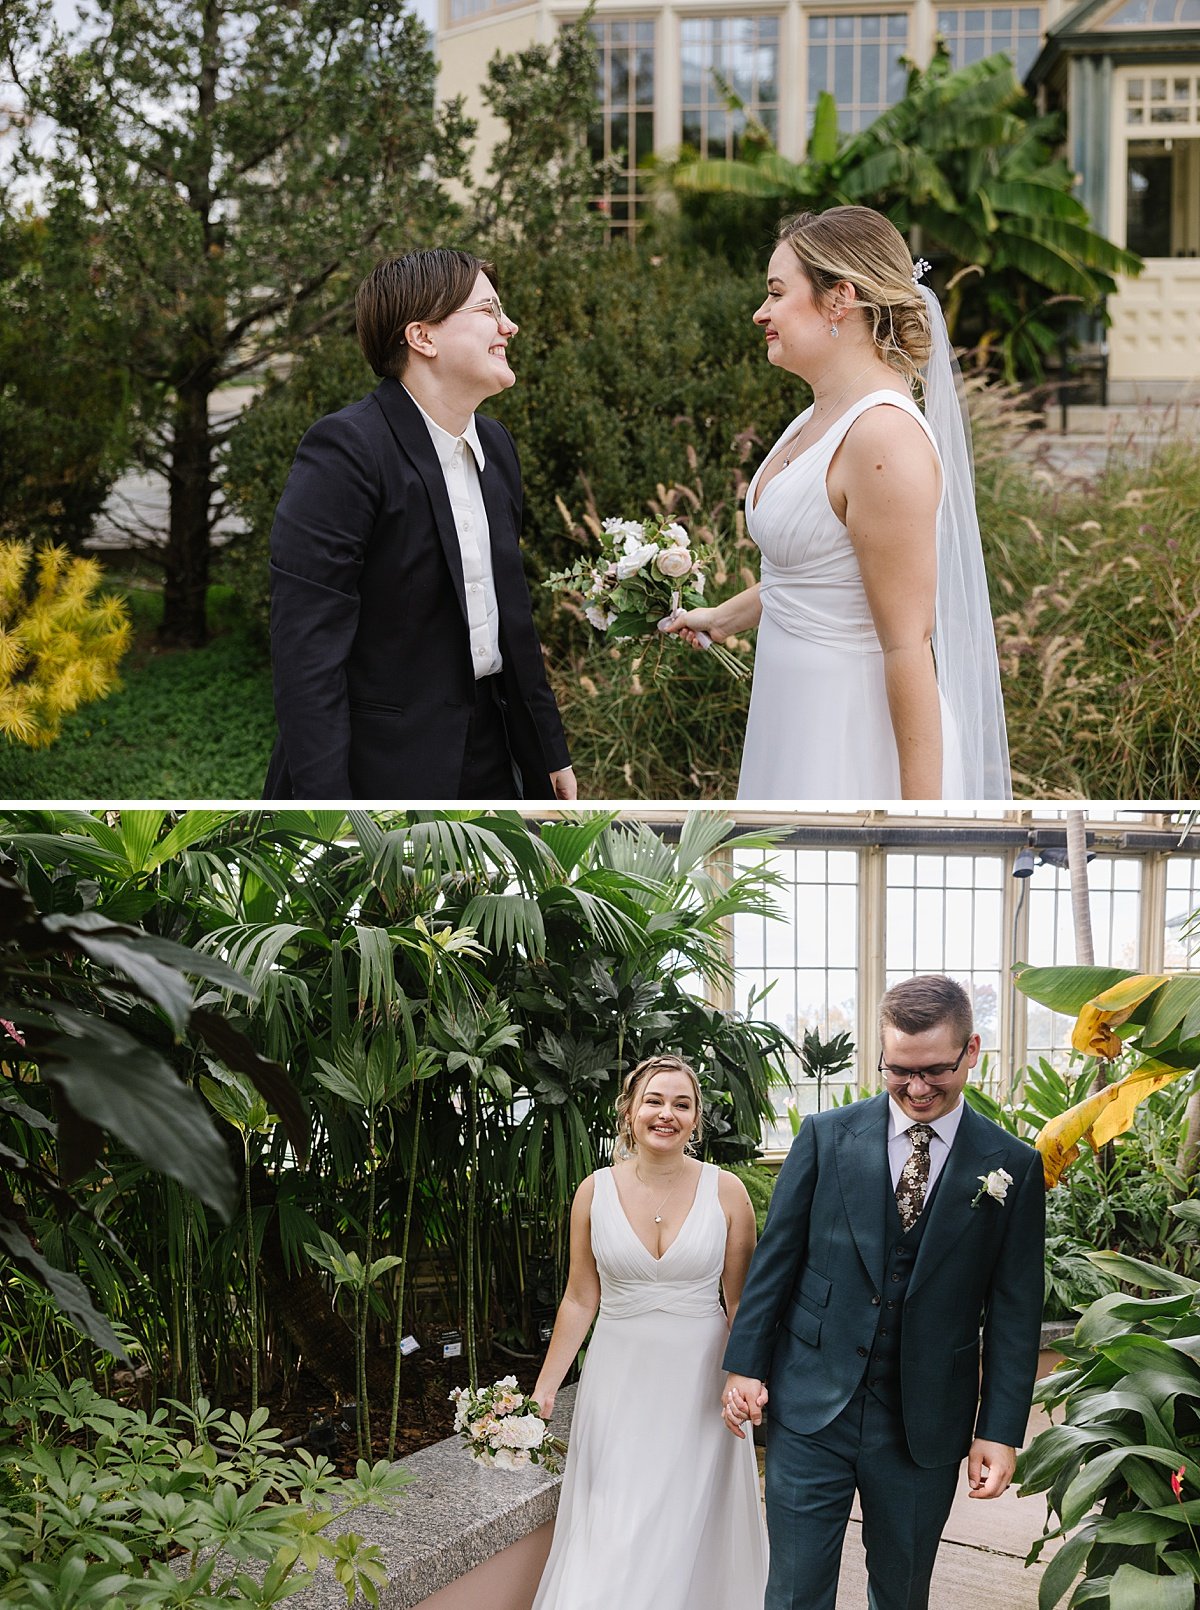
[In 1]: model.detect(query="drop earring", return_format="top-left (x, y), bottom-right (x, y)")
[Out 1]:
top-left (830, 320), bottom-right (840, 339)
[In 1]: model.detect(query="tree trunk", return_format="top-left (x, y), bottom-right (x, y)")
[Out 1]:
top-left (159, 377), bottom-right (214, 647)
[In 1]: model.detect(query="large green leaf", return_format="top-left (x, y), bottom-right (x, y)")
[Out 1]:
top-left (1060, 1444), bottom-right (1185, 1530)
top-left (1036, 1525), bottom-right (1097, 1610)
top-left (1076, 1292), bottom-right (1197, 1348)
top-left (1013, 965), bottom-right (1139, 1014)
top-left (1108, 1564), bottom-right (1196, 1610)
top-left (29, 1003), bottom-right (237, 1217)
top-left (1087, 1251), bottom-right (1199, 1297)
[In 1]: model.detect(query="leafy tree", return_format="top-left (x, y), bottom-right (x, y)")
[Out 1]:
top-left (471, 15), bottom-right (608, 252)
top-left (671, 49), bottom-right (1142, 379)
top-left (1, 0), bottom-right (471, 646)
top-left (0, 195), bottom-right (143, 550)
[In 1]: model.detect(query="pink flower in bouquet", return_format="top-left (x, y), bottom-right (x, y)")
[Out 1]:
top-left (655, 546), bottom-right (692, 579)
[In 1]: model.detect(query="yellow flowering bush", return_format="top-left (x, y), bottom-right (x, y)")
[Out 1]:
top-left (0, 541), bottom-right (130, 746)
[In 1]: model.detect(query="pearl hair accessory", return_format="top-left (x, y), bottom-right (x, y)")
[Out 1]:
top-left (912, 257), bottom-right (932, 285)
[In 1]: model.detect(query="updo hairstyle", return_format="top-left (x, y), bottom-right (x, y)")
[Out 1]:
top-left (614, 1054), bottom-right (705, 1157)
top-left (776, 206), bottom-right (932, 383)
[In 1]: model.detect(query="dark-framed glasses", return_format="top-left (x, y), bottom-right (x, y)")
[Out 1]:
top-left (448, 296), bottom-right (509, 327)
top-left (877, 1039), bottom-right (971, 1086)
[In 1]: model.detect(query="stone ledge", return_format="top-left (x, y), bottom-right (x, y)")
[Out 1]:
top-left (282, 1385), bottom-right (575, 1610)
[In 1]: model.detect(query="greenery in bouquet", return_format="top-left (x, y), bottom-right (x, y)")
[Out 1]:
top-left (544, 512), bottom-right (748, 678)
top-left (449, 1378), bottom-right (564, 1473)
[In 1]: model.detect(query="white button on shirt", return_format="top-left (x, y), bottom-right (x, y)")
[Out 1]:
top-left (886, 1096), bottom-right (966, 1192)
top-left (404, 388), bottom-right (503, 679)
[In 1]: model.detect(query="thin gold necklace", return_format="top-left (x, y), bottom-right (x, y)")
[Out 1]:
top-left (636, 1161), bottom-right (685, 1224)
top-left (779, 361), bottom-right (878, 468)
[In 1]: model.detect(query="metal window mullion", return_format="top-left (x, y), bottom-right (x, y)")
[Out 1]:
top-left (859, 844), bottom-right (886, 1091)
top-left (1140, 849), bottom-right (1168, 974)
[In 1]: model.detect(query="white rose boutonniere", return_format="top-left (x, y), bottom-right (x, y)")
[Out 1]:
top-left (971, 1168), bottom-right (1013, 1209)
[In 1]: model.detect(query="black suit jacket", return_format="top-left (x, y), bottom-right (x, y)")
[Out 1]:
top-left (724, 1093), bottom-right (1045, 1467)
top-left (264, 379), bottom-right (570, 799)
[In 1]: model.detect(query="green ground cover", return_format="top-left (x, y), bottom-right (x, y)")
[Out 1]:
top-left (0, 585), bottom-right (274, 799)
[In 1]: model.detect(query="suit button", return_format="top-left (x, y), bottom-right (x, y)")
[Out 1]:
top-left (887, 1300), bottom-right (896, 1310)
top-left (880, 1329), bottom-right (888, 1337)
top-left (857, 1346), bottom-right (867, 1357)
top-left (871, 1295), bottom-right (881, 1306)
top-left (891, 1272), bottom-right (902, 1281)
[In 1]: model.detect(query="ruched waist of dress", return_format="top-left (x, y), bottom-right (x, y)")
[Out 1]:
top-left (598, 1287), bottom-right (724, 1321)
top-left (759, 577), bottom-right (881, 653)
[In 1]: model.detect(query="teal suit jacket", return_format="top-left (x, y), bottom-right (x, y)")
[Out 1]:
top-left (723, 1093), bottom-right (1045, 1467)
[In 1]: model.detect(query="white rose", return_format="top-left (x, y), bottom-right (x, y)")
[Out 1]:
top-left (600, 517), bottom-right (625, 535)
top-left (496, 1375), bottom-right (518, 1390)
top-left (691, 568), bottom-right (706, 597)
top-left (976, 1168), bottom-right (1013, 1204)
top-left (585, 604), bottom-right (615, 631)
top-left (499, 1415), bottom-right (546, 1450)
top-left (491, 1446), bottom-right (528, 1470)
top-left (662, 522), bottom-right (689, 548)
top-left (655, 546), bottom-right (693, 579)
top-left (615, 543), bottom-right (658, 580)
top-left (620, 521), bottom-right (647, 547)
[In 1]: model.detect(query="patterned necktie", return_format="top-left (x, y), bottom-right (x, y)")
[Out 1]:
top-left (895, 1123), bottom-right (934, 1231)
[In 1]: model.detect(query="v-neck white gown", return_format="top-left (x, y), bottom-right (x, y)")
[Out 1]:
top-left (737, 391), bottom-right (965, 800)
top-left (531, 1163), bottom-right (768, 1610)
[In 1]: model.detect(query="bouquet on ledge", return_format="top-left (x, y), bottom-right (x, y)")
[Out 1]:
top-left (450, 1377), bottom-right (564, 1472)
top-left (544, 513), bottom-right (749, 679)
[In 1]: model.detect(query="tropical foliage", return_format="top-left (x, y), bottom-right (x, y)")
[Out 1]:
top-left (670, 49), bottom-right (1141, 379)
top-left (0, 808), bottom-right (794, 1461)
top-left (0, 1372), bottom-right (411, 1607)
top-left (1017, 1251), bottom-right (1200, 1610)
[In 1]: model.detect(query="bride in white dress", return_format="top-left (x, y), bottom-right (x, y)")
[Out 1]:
top-left (530, 1055), bottom-right (768, 1610)
top-left (665, 205), bottom-right (1009, 802)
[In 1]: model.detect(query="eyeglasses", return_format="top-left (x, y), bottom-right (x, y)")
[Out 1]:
top-left (447, 296), bottom-right (510, 327)
top-left (877, 1040), bottom-right (971, 1086)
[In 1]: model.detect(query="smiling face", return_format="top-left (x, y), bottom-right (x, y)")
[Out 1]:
top-left (879, 1021), bottom-right (980, 1124)
top-left (432, 270), bottom-right (518, 402)
top-left (631, 1069), bottom-right (699, 1156)
top-left (753, 244), bottom-right (834, 377)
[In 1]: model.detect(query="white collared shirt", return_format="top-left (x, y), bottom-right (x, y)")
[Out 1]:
top-left (404, 388), bottom-right (502, 678)
top-left (886, 1095), bottom-right (966, 1193)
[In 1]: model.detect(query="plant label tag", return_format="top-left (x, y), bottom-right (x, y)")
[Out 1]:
top-left (400, 1335), bottom-right (420, 1357)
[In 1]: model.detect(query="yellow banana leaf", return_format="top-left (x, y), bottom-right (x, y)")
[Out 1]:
top-left (1035, 1056), bottom-right (1188, 1187)
top-left (1070, 974), bottom-right (1169, 1058)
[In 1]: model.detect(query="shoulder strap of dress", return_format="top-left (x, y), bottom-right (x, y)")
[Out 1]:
top-left (833, 389), bottom-right (939, 456)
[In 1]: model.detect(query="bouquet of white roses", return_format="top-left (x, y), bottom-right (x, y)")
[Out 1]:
top-left (449, 1377), bottom-right (563, 1472)
top-left (544, 513), bottom-right (748, 679)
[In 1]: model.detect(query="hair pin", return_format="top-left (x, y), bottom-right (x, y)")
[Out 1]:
top-left (912, 258), bottom-right (932, 285)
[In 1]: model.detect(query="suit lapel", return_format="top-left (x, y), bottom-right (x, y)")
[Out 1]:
top-left (832, 1093), bottom-right (890, 1292)
top-left (372, 379), bottom-right (469, 624)
top-left (908, 1102), bottom-right (1007, 1297)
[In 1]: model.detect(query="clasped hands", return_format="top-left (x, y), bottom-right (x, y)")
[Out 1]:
top-left (721, 1379), bottom-right (1016, 1500)
top-left (721, 1374), bottom-right (767, 1440)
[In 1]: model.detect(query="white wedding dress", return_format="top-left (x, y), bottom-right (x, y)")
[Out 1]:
top-left (531, 1163), bottom-right (768, 1610)
top-left (737, 390), bottom-right (966, 800)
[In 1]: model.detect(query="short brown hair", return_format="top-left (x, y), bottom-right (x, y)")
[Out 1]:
top-left (614, 1054), bottom-right (705, 1155)
top-left (879, 975), bottom-right (973, 1043)
top-left (776, 206), bottom-right (932, 382)
top-left (355, 248), bottom-right (496, 380)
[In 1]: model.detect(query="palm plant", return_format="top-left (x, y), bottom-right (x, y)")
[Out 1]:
top-left (671, 49), bottom-right (1142, 379)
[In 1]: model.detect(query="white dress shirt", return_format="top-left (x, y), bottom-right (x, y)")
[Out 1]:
top-left (404, 388), bottom-right (503, 678)
top-left (886, 1095), bottom-right (966, 1193)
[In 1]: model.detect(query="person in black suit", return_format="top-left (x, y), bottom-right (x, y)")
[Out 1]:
top-left (721, 974), bottom-right (1046, 1610)
top-left (265, 248), bottom-right (576, 800)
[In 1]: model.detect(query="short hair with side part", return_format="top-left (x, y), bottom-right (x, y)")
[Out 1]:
top-left (355, 248), bottom-right (497, 380)
top-left (879, 974), bottom-right (973, 1044)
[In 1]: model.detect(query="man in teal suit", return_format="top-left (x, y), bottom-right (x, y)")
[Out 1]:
top-left (722, 975), bottom-right (1045, 1610)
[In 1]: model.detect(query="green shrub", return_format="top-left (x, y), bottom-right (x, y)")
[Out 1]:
top-left (722, 1162), bottom-right (778, 1236)
top-left (0, 1373), bottom-right (412, 1607)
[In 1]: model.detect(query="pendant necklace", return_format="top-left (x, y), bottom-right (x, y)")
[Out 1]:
top-left (780, 361), bottom-right (878, 467)
top-left (636, 1162), bottom-right (684, 1223)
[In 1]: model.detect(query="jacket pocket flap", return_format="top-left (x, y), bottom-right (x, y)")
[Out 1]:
top-left (798, 1267), bottom-right (832, 1307)
top-left (784, 1297), bottom-right (822, 1347)
top-left (952, 1339), bottom-right (980, 1378)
